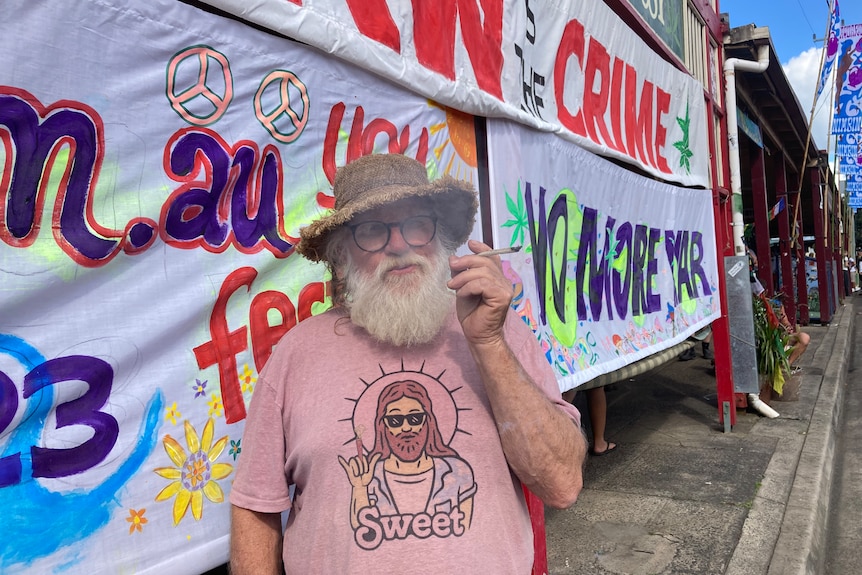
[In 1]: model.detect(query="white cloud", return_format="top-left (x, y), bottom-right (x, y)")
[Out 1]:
top-left (782, 47), bottom-right (836, 157)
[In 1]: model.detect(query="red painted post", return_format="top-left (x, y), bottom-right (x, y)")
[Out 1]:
top-left (523, 486), bottom-right (548, 575)
top-left (788, 172), bottom-right (810, 325)
top-left (711, 189), bottom-right (736, 427)
top-left (811, 166), bottom-right (832, 324)
top-left (524, 486), bottom-right (548, 575)
top-left (750, 146), bottom-right (772, 294)
top-left (775, 161), bottom-right (795, 323)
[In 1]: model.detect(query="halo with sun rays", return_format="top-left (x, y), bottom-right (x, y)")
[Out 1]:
top-left (340, 361), bottom-right (472, 454)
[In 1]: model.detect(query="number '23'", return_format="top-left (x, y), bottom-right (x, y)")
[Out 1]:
top-left (0, 356), bottom-right (119, 487)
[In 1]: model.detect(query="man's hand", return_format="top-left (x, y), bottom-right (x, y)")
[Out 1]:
top-left (447, 240), bottom-right (514, 346)
top-left (338, 452), bottom-right (381, 488)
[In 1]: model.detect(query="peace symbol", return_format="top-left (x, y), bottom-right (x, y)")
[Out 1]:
top-left (166, 45), bottom-right (233, 126)
top-left (254, 70), bottom-right (309, 144)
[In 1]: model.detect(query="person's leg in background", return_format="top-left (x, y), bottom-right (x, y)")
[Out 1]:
top-left (561, 387), bottom-right (617, 456)
top-left (787, 331), bottom-right (810, 371)
top-left (701, 332), bottom-right (713, 359)
top-left (586, 387), bottom-right (616, 456)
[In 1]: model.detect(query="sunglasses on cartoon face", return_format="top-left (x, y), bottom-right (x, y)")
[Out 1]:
top-left (382, 412), bottom-right (428, 428)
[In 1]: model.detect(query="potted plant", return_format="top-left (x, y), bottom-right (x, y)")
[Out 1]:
top-left (752, 295), bottom-right (791, 398)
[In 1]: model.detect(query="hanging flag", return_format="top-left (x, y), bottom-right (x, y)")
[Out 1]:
top-left (817, 0), bottom-right (841, 100)
top-left (769, 197), bottom-right (786, 220)
top-left (831, 23), bottom-right (862, 133)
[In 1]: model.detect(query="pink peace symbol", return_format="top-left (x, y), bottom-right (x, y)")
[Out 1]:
top-left (254, 70), bottom-right (310, 144)
top-left (166, 46), bottom-right (233, 126)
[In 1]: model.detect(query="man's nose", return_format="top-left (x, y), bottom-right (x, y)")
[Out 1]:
top-left (384, 225), bottom-right (411, 254)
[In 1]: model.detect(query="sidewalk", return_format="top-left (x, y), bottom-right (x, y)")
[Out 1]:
top-left (545, 302), bottom-right (854, 575)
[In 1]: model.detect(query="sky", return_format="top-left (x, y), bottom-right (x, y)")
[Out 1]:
top-left (719, 0), bottom-right (862, 156)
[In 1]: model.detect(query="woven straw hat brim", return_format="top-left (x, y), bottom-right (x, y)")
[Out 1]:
top-left (297, 176), bottom-right (477, 262)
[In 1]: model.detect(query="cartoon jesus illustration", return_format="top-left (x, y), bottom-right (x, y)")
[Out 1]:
top-left (338, 380), bottom-right (476, 534)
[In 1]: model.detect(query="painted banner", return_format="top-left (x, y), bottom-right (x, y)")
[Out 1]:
top-left (0, 1), bottom-right (479, 573)
top-left (831, 22), bottom-right (862, 136)
top-left (485, 118), bottom-right (718, 391)
top-left (837, 133), bottom-right (862, 175)
top-left (198, 0), bottom-right (711, 188)
top-left (817, 0), bottom-right (841, 100)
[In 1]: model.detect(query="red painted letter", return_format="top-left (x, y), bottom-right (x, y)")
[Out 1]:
top-left (654, 88), bottom-right (672, 173)
top-left (412, 0), bottom-right (504, 99)
top-left (346, 0), bottom-right (401, 52)
top-left (554, 19), bottom-right (587, 137)
top-left (193, 267), bottom-right (256, 424)
top-left (582, 37), bottom-right (614, 149)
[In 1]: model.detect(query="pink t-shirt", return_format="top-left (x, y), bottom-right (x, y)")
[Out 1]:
top-left (230, 308), bottom-right (581, 574)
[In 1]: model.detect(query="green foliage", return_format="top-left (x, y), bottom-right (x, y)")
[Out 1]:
top-left (502, 183), bottom-right (529, 249)
top-left (752, 297), bottom-right (791, 395)
top-left (673, 102), bottom-right (692, 174)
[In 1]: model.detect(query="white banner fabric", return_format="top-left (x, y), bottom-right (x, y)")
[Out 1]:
top-left (0, 1), bottom-right (478, 573)
top-left (486, 118), bottom-right (719, 391)
top-left (199, 0), bottom-right (711, 188)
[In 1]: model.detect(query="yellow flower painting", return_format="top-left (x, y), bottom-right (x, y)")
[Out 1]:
top-left (165, 402), bottom-right (181, 426)
top-left (207, 393), bottom-right (224, 418)
top-left (154, 418), bottom-right (233, 525)
top-left (239, 363), bottom-right (256, 395)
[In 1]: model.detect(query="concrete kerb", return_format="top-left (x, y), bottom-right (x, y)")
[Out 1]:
top-left (724, 304), bottom-right (853, 575)
top-left (767, 305), bottom-right (853, 575)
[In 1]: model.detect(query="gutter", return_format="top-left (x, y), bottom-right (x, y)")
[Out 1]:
top-left (724, 41), bottom-right (774, 417)
top-left (724, 43), bottom-right (769, 255)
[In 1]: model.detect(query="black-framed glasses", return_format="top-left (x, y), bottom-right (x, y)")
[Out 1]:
top-left (348, 215), bottom-right (437, 253)
top-left (382, 412), bottom-right (427, 428)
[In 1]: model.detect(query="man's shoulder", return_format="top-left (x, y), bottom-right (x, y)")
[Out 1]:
top-left (274, 308), bottom-right (346, 348)
top-left (296, 307), bottom-right (340, 328)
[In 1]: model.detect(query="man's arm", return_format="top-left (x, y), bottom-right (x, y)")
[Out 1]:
top-left (448, 241), bottom-right (588, 509)
top-left (230, 505), bottom-right (283, 575)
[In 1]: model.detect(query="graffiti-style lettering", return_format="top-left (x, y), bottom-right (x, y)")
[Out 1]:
top-left (412, 0), bottom-right (504, 99)
top-left (553, 20), bottom-right (673, 173)
top-left (291, 1), bottom-right (504, 99)
top-left (525, 182), bottom-right (568, 326)
top-left (665, 229), bottom-right (711, 303)
top-left (345, 0), bottom-right (401, 52)
top-left (354, 505), bottom-right (466, 550)
top-left (24, 356), bottom-right (119, 478)
top-left (0, 354), bottom-right (120, 486)
top-left (664, 230), bottom-right (688, 304)
top-left (0, 333), bottom-right (162, 567)
top-left (525, 182), bottom-right (709, 329)
top-left (631, 225), bottom-right (647, 315)
top-left (644, 226), bottom-right (662, 313)
top-left (611, 222), bottom-right (633, 319)
top-left (689, 232), bottom-right (710, 297)
top-left (193, 267), bottom-right (329, 423)
top-left (0, 88), bottom-right (157, 266)
top-left (575, 207), bottom-right (609, 321)
top-left (514, 0), bottom-right (545, 118)
top-left (322, 103), bottom-right (429, 186)
top-left (0, 372), bottom-right (21, 487)
top-left (161, 128), bottom-right (293, 257)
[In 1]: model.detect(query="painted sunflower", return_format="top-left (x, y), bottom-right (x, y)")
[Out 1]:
top-left (154, 418), bottom-right (233, 525)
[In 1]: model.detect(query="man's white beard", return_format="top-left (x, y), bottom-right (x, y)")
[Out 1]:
top-left (345, 247), bottom-right (454, 347)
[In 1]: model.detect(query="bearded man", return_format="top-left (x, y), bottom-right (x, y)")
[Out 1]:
top-left (229, 153), bottom-right (587, 575)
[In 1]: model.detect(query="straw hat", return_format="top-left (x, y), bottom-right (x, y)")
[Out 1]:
top-left (297, 154), bottom-right (478, 262)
